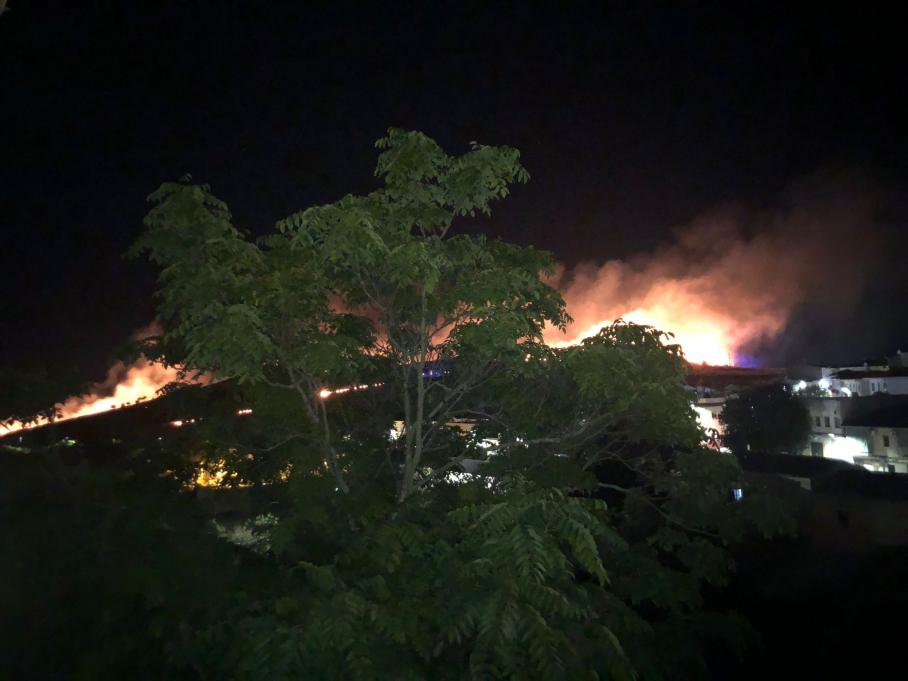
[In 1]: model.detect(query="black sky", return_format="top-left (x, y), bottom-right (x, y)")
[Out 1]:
top-left (1, 2), bottom-right (906, 377)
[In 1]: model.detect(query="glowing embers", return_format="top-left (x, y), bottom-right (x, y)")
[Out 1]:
top-left (171, 408), bottom-right (252, 427)
top-left (318, 382), bottom-right (383, 399)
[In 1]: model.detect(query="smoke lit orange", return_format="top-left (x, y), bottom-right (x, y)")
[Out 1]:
top-left (0, 358), bottom-right (185, 436)
top-left (546, 184), bottom-right (881, 367)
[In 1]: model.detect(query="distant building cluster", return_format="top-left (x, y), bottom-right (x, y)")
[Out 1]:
top-left (691, 349), bottom-right (908, 473)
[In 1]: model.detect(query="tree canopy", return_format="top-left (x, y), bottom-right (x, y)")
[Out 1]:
top-left (2, 128), bottom-right (794, 679)
top-left (720, 384), bottom-right (811, 455)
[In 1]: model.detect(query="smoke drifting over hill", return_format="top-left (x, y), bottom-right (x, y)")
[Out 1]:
top-left (545, 171), bottom-right (888, 365)
top-left (0, 324), bottom-right (184, 436)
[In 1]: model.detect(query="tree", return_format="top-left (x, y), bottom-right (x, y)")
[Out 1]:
top-left (130, 129), bottom-right (567, 501)
top-left (720, 384), bottom-right (811, 455)
top-left (0, 445), bottom-right (251, 679)
top-left (800, 383), bottom-right (830, 398)
top-left (123, 129), bottom-right (791, 679)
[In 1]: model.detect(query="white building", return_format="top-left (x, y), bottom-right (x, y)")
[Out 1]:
top-left (801, 396), bottom-right (908, 473)
top-left (800, 397), bottom-right (865, 464)
top-left (789, 363), bottom-right (908, 398)
top-left (831, 371), bottom-right (908, 397)
top-left (694, 396), bottom-right (725, 435)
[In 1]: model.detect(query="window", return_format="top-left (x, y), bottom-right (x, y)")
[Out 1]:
top-left (834, 417), bottom-right (841, 428)
top-left (825, 417), bottom-right (830, 427)
top-left (872, 382), bottom-right (876, 392)
top-left (883, 435), bottom-right (891, 448)
top-left (815, 416), bottom-right (821, 427)
top-left (733, 488), bottom-right (743, 502)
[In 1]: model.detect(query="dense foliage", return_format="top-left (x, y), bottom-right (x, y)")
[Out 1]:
top-left (2, 130), bottom-right (791, 680)
top-left (720, 384), bottom-right (811, 455)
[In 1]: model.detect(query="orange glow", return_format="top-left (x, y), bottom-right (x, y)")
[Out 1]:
top-left (545, 251), bottom-right (788, 365)
top-left (543, 191), bottom-right (883, 367)
top-left (546, 304), bottom-right (745, 365)
top-left (318, 382), bottom-right (382, 400)
top-left (1, 358), bottom-right (192, 436)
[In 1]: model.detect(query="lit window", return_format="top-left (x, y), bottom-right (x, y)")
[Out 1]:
top-left (733, 488), bottom-right (743, 501)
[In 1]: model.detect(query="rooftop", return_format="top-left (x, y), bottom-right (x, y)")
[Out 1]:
top-left (833, 368), bottom-right (908, 379)
top-left (737, 451), bottom-right (859, 479)
top-left (843, 404), bottom-right (908, 429)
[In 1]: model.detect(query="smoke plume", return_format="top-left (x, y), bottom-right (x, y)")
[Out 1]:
top-left (545, 171), bottom-right (886, 365)
top-left (0, 323), bottom-right (185, 435)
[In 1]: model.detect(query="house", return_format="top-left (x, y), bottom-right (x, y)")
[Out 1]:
top-left (800, 397), bottom-right (852, 461)
top-left (800, 395), bottom-right (908, 472)
top-left (686, 365), bottom-right (786, 398)
top-left (789, 358), bottom-right (908, 397)
top-left (840, 404), bottom-right (908, 473)
top-left (830, 368), bottom-right (908, 397)
top-left (686, 366), bottom-right (787, 435)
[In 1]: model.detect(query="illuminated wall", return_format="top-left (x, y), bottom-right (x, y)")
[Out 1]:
top-left (821, 434), bottom-right (869, 465)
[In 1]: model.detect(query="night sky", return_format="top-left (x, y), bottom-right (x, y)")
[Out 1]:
top-left (2, 2), bottom-right (906, 378)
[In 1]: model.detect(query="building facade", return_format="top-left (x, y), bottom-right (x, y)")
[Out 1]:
top-left (801, 396), bottom-right (908, 472)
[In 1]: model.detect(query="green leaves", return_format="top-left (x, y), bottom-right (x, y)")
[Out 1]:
top-left (720, 384), bottom-right (811, 454)
top-left (120, 129), bottom-right (793, 680)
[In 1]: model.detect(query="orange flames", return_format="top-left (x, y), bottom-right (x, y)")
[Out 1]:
top-left (540, 218), bottom-right (791, 364)
top-left (543, 267), bottom-right (780, 364)
top-left (545, 177), bottom-right (881, 365)
top-left (544, 280), bottom-right (780, 365)
top-left (546, 305), bottom-right (742, 365)
top-left (0, 358), bottom-right (185, 436)
top-left (55, 357), bottom-right (182, 419)
top-left (2, 177), bottom-right (882, 437)
top-left (0, 323), bottom-right (196, 437)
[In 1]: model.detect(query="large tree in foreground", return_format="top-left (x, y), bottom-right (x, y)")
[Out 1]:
top-left (131, 129), bottom-right (565, 500)
top-left (126, 129), bottom-right (790, 679)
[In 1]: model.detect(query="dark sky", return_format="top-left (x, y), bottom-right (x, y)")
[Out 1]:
top-left (1, 2), bottom-right (906, 377)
